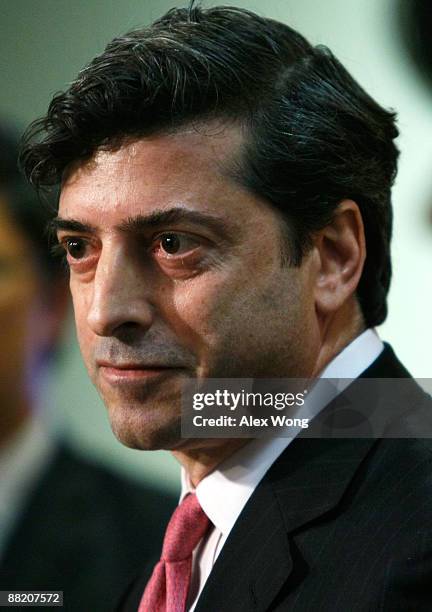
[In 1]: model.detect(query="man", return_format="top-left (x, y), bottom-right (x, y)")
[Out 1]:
top-left (20, 4), bottom-right (432, 611)
top-left (0, 123), bottom-right (176, 611)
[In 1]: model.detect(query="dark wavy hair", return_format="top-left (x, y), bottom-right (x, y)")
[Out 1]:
top-left (20, 3), bottom-right (399, 326)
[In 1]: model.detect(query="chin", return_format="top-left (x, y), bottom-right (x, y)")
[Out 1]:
top-left (95, 371), bottom-right (188, 449)
top-left (106, 399), bottom-right (183, 451)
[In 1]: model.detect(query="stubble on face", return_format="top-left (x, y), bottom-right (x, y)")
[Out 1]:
top-left (59, 123), bottom-right (318, 452)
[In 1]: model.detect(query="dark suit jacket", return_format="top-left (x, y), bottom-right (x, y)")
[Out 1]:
top-left (0, 444), bottom-right (177, 612)
top-left (119, 344), bottom-right (432, 611)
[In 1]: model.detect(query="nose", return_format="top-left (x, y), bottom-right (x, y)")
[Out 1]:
top-left (86, 243), bottom-right (154, 337)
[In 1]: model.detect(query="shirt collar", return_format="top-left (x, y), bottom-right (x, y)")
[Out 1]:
top-left (180, 436), bottom-right (291, 536)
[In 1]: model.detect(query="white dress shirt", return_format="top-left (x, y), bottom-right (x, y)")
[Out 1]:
top-left (0, 416), bottom-right (55, 560)
top-left (181, 328), bottom-right (384, 611)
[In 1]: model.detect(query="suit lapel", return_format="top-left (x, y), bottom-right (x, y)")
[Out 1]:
top-left (194, 471), bottom-right (292, 612)
top-left (195, 436), bottom-right (375, 612)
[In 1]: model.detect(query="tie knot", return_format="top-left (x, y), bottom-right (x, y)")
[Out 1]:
top-left (161, 493), bottom-right (210, 562)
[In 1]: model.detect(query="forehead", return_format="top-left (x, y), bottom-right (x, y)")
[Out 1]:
top-left (59, 124), bottom-right (249, 223)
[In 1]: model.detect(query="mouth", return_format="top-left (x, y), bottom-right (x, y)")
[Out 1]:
top-left (97, 362), bottom-right (187, 383)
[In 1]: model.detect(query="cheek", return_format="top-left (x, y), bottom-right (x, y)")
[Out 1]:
top-left (167, 267), bottom-right (299, 363)
top-left (168, 273), bottom-right (239, 346)
top-left (181, 261), bottom-right (316, 378)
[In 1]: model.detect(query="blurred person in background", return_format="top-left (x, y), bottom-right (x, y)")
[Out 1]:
top-left (0, 122), bottom-right (176, 611)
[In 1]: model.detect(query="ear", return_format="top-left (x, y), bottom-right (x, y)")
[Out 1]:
top-left (313, 199), bottom-right (366, 318)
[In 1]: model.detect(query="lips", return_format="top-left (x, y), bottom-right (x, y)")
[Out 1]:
top-left (96, 361), bottom-right (181, 370)
top-left (98, 361), bottom-right (170, 370)
top-left (97, 361), bottom-right (186, 383)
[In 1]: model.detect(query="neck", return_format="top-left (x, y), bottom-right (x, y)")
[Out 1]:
top-left (312, 297), bottom-right (365, 377)
top-left (172, 438), bottom-right (249, 487)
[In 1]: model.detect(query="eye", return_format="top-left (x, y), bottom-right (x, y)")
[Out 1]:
top-left (155, 233), bottom-right (201, 257)
top-left (161, 234), bottom-right (181, 254)
top-left (64, 237), bottom-right (88, 260)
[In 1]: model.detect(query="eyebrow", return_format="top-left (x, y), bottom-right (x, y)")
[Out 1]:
top-left (50, 207), bottom-right (237, 242)
top-left (49, 218), bottom-right (94, 235)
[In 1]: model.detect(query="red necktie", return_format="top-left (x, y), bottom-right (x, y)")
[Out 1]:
top-left (138, 493), bottom-right (211, 612)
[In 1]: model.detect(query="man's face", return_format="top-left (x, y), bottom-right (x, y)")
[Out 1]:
top-left (58, 125), bottom-right (319, 451)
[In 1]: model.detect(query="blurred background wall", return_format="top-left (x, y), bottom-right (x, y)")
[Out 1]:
top-left (1, 0), bottom-right (431, 489)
